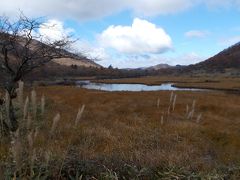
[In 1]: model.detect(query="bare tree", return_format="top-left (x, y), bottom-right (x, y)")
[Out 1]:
top-left (0, 13), bottom-right (74, 131)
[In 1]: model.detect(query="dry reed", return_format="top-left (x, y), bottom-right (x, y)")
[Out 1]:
top-left (41, 95), bottom-right (45, 116)
top-left (17, 81), bottom-right (24, 113)
top-left (50, 113), bottom-right (61, 135)
top-left (31, 90), bottom-right (37, 120)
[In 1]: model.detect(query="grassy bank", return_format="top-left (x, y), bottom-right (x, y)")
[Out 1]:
top-left (1, 84), bottom-right (240, 178)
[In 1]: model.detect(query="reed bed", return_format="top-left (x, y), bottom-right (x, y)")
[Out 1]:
top-left (0, 83), bottom-right (240, 179)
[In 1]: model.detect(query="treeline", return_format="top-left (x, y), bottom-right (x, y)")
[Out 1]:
top-left (0, 62), bottom-right (186, 84)
top-left (20, 62), bottom-right (180, 81)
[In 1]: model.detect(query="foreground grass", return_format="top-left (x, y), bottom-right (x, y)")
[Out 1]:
top-left (1, 85), bottom-right (240, 178)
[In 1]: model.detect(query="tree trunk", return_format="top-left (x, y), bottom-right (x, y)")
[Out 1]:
top-left (8, 99), bottom-right (18, 131)
top-left (6, 80), bottom-right (18, 132)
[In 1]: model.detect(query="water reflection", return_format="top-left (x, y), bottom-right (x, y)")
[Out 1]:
top-left (76, 81), bottom-right (203, 92)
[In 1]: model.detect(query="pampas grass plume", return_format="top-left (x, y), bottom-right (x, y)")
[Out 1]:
top-left (75, 105), bottom-right (85, 127)
top-left (50, 113), bottom-right (61, 135)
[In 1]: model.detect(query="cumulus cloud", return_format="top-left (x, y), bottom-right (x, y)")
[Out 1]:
top-left (130, 0), bottom-right (196, 16)
top-left (74, 41), bottom-right (109, 61)
top-left (39, 19), bottom-right (74, 41)
top-left (38, 19), bottom-right (107, 61)
top-left (203, 0), bottom-right (240, 9)
top-left (99, 18), bottom-right (172, 54)
top-left (185, 30), bottom-right (210, 38)
top-left (1, 0), bottom-right (240, 20)
top-left (0, 0), bottom-right (124, 20)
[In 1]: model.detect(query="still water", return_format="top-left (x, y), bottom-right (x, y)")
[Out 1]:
top-left (76, 81), bottom-right (203, 92)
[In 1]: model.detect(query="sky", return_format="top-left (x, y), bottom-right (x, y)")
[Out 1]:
top-left (1, 0), bottom-right (240, 68)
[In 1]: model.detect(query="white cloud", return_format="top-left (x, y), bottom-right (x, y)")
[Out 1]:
top-left (39, 19), bottom-right (74, 42)
top-left (130, 0), bottom-right (196, 16)
top-left (185, 30), bottom-right (209, 38)
top-left (99, 18), bottom-right (172, 54)
top-left (38, 19), bottom-right (108, 61)
top-left (74, 41), bottom-right (109, 61)
top-left (1, 0), bottom-right (240, 20)
top-left (203, 0), bottom-right (240, 9)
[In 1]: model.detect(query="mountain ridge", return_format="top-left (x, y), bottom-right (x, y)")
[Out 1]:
top-left (186, 42), bottom-right (240, 72)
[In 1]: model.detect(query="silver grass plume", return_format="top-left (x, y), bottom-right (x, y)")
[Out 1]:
top-left (157, 98), bottom-right (160, 108)
top-left (161, 116), bottom-right (164, 125)
top-left (27, 114), bottom-right (32, 130)
top-left (187, 100), bottom-right (196, 120)
top-left (41, 95), bottom-right (45, 116)
top-left (23, 97), bottom-right (29, 121)
top-left (11, 129), bottom-right (21, 171)
top-left (172, 94), bottom-right (177, 111)
top-left (45, 150), bottom-right (51, 166)
top-left (186, 104), bottom-right (189, 117)
top-left (5, 91), bottom-right (10, 125)
top-left (17, 81), bottom-right (24, 113)
top-left (50, 113), bottom-right (61, 135)
top-left (34, 128), bottom-right (39, 140)
top-left (31, 90), bottom-right (37, 120)
top-left (190, 99), bottom-right (196, 120)
top-left (27, 131), bottom-right (34, 150)
top-left (0, 109), bottom-right (3, 136)
top-left (196, 113), bottom-right (202, 123)
top-left (75, 105), bottom-right (85, 127)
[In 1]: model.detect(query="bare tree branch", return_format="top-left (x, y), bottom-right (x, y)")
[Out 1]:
top-left (0, 13), bottom-right (75, 131)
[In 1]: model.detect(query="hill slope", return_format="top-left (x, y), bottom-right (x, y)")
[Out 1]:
top-left (187, 42), bottom-right (240, 73)
top-left (146, 64), bottom-right (172, 70)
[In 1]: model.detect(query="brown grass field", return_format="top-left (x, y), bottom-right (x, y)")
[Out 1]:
top-left (1, 77), bottom-right (240, 178)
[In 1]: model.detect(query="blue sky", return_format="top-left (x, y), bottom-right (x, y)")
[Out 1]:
top-left (1, 0), bottom-right (240, 68)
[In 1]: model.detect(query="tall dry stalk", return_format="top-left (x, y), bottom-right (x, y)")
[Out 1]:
top-left (168, 92), bottom-right (175, 115)
top-left (17, 81), bottom-right (24, 113)
top-left (50, 113), bottom-right (61, 135)
top-left (75, 105), bottom-right (85, 127)
top-left (31, 90), bottom-right (37, 121)
top-left (172, 94), bottom-right (177, 111)
top-left (11, 129), bottom-right (21, 172)
top-left (196, 113), bottom-right (202, 123)
top-left (5, 91), bottom-right (10, 127)
top-left (186, 104), bottom-right (189, 117)
top-left (41, 95), bottom-right (45, 116)
top-left (27, 114), bottom-right (32, 130)
top-left (58, 104), bottom-right (85, 179)
top-left (161, 115), bottom-right (164, 125)
top-left (27, 131), bottom-right (36, 177)
top-left (187, 100), bottom-right (196, 120)
top-left (157, 98), bottom-right (160, 108)
top-left (2, 83), bottom-right (71, 178)
top-left (0, 107), bottom-right (4, 137)
top-left (23, 97), bottom-right (29, 121)
top-left (168, 92), bottom-right (172, 115)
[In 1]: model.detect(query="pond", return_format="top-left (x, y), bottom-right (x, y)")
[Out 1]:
top-left (76, 81), bottom-right (203, 92)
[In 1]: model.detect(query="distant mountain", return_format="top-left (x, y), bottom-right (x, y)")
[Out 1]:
top-left (146, 64), bottom-right (172, 70)
top-left (134, 64), bottom-right (172, 71)
top-left (187, 42), bottom-right (240, 73)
